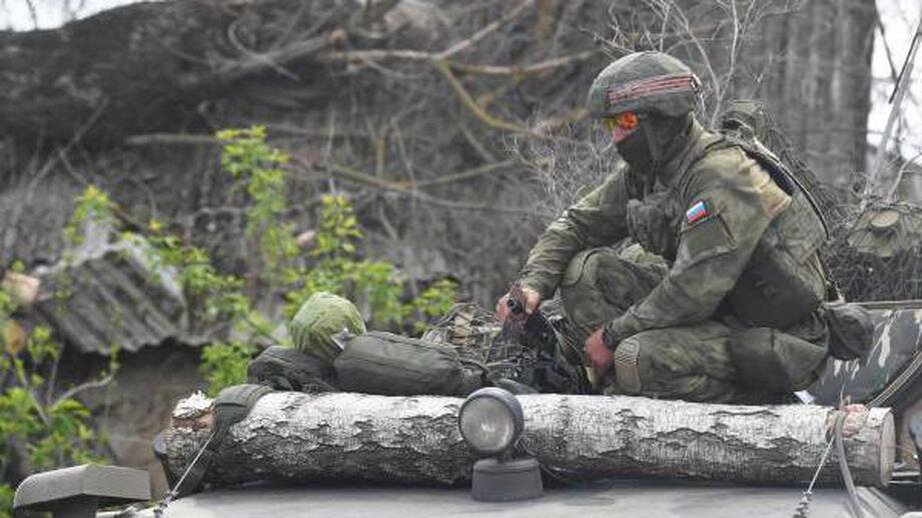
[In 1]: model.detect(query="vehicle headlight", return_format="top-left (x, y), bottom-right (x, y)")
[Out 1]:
top-left (458, 387), bottom-right (524, 456)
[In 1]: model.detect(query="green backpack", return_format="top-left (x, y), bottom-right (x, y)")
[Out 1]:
top-left (333, 331), bottom-right (487, 396)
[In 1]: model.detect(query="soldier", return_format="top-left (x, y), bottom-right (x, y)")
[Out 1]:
top-left (496, 51), bottom-right (834, 403)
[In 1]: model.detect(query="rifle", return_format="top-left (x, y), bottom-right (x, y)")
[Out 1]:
top-left (501, 290), bottom-right (589, 393)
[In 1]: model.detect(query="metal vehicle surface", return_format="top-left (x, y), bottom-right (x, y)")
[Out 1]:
top-left (121, 481), bottom-right (908, 518)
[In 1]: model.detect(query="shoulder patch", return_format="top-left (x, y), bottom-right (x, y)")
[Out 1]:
top-left (677, 213), bottom-right (737, 265)
top-left (685, 200), bottom-right (710, 224)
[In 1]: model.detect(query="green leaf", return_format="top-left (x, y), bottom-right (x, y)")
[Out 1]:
top-left (199, 342), bottom-right (257, 396)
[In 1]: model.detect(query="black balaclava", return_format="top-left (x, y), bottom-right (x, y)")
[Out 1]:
top-left (616, 112), bottom-right (693, 194)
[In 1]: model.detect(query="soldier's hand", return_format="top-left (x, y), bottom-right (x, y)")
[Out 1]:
top-left (495, 287), bottom-right (541, 322)
top-left (584, 328), bottom-right (614, 378)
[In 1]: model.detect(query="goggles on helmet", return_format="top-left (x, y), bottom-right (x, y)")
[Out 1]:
top-left (602, 112), bottom-right (639, 132)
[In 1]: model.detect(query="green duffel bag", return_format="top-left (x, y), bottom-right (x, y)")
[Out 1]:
top-left (334, 331), bottom-right (486, 396)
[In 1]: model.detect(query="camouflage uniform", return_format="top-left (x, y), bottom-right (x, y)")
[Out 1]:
top-left (516, 53), bottom-right (830, 403)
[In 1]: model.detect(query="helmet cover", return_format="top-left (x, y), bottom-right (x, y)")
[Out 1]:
top-left (587, 51), bottom-right (701, 118)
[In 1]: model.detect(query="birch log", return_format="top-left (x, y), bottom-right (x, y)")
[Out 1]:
top-left (164, 392), bottom-right (895, 488)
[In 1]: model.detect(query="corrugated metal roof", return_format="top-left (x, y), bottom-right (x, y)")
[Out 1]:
top-left (34, 226), bottom-right (203, 354)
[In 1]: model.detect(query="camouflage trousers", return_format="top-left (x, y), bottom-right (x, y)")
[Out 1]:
top-left (558, 246), bottom-right (828, 404)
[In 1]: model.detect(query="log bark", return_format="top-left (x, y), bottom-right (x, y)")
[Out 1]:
top-left (164, 392), bottom-right (895, 488)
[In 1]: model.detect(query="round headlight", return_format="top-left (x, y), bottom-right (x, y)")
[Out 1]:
top-left (458, 388), bottom-right (524, 455)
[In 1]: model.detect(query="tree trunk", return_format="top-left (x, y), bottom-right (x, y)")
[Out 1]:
top-left (164, 392), bottom-right (895, 488)
top-left (748, 0), bottom-right (876, 187)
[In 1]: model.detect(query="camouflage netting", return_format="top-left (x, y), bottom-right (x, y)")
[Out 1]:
top-left (422, 303), bottom-right (539, 382)
top-left (289, 292), bottom-right (366, 364)
top-left (422, 303), bottom-right (508, 363)
top-left (714, 100), bottom-right (922, 302)
top-left (827, 203), bottom-right (922, 301)
top-left (422, 300), bottom-right (580, 391)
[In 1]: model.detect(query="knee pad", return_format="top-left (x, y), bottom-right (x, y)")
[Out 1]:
top-left (613, 337), bottom-right (642, 394)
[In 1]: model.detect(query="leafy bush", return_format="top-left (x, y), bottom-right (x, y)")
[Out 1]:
top-left (41, 127), bottom-right (457, 404)
top-left (287, 194), bottom-right (409, 327)
top-left (62, 185), bottom-right (116, 245)
top-left (0, 485), bottom-right (12, 518)
top-left (199, 341), bottom-right (257, 397)
top-left (216, 126), bottom-right (298, 284)
top-left (0, 187), bottom-right (126, 517)
top-left (0, 297), bottom-right (114, 518)
top-left (199, 128), bottom-right (458, 393)
top-left (0, 126), bottom-right (458, 517)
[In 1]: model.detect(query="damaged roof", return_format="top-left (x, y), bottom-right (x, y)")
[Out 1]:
top-left (33, 221), bottom-right (204, 354)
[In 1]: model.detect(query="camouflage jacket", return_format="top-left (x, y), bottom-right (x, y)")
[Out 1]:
top-left (516, 120), bottom-right (828, 340)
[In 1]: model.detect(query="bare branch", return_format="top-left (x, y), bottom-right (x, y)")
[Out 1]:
top-left (449, 50), bottom-right (598, 76)
top-left (319, 48), bottom-right (431, 63)
top-left (312, 161), bottom-right (533, 215)
top-left (433, 60), bottom-right (539, 136)
top-left (435, 0), bottom-right (535, 59)
top-left (56, 373), bottom-right (116, 404)
top-left (312, 161), bottom-right (401, 191)
top-left (227, 18), bottom-right (300, 81)
top-left (414, 159), bottom-right (519, 187)
top-left (125, 134), bottom-right (221, 146)
top-left (24, 0), bottom-right (38, 29)
top-left (178, 31), bottom-right (339, 90)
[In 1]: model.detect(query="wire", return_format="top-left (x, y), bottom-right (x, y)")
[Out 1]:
top-left (153, 431), bottom-right (216, 518)
top-left (794, 411), bottom-right (867, 518)
top-left (792, 432), bottom-right (836, 517)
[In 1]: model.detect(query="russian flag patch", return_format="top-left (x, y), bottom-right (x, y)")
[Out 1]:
top-left (685, 200), bottom-right (710, 224)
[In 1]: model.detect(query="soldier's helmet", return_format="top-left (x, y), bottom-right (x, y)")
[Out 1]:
top-left (289, 291), bottom-right (366, 364)
top-left (586, 51), bottom-right (701, 119)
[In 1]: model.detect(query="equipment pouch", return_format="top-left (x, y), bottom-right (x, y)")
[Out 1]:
top-left (822, 301), bottom-right (874, 361)
top-left (334, 331), bottom-right (484, 396)
top-left (729, 327), bottom-right (827, 392)
top-left (247, 346), bottom-right (338, 393)
top-left (561, 248), bottom-right (601, 288)
top-left (728, 193), bottom-right (827, 328)
top-left (626, 190), bottom-right (682, 260)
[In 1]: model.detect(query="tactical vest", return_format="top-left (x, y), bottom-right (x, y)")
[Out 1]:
top-left (716, 133), bottom-right (829, 328)
top-left (622, 130), bottom-right (720, 262)
top-left (626, 127), bottom-right (829, 329)
top-left (623, 170), bottom-right (684, 261)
